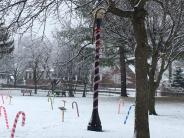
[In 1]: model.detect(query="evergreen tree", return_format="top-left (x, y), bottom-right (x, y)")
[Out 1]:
top-left (172, 67), bottom-right (184, 88)
top-left (0, 23), bottom-right (14, 57)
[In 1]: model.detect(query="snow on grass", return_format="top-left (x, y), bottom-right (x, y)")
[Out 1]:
top-left (0, 89), bottom-right (184, 138)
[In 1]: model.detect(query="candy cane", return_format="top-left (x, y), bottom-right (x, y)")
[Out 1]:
top-left (7, 91), bottom-right (12, 104)
top-left (118, 99), bottom-right (124, 114)
top-left (48, 96), bottom-right (53, 110)
top-left (9, 95), bottom-right (12, 104)
top-left (1, 95), bottom-right (4, 104)
top-left (72, 101), bottom-right (79, 117)
top-left (124, 104), bottom-right (135, 124)
top-left (52, 93), bottom-right (56, 103)
top-left (0, 106), bottom-right (9, 129)
top-left (58, 107), bottom-right (66, 122)
top-left (6, 95), bottom-right (12, 104)
top-left (11, 111), bottom-right (26, 138)
top-left (62, 100), bottom-right (66, 107)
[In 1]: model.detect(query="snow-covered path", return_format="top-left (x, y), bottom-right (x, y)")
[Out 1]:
top-left (0, 90), bottom-right (184, 138)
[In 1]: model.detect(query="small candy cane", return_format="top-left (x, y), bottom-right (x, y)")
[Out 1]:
top-left (72, 101), bottom-right (79, 117)
top-left (1, 95), bottom-right (4, 104)
top-left (0, 106), bottom-right (9, 129)
top-left (124, 104), bottom-right (135, 124)
top-left (118, 99), bottom-right (124, 114)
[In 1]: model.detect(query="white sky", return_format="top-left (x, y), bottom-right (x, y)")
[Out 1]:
top-left (14, 3), bottom-right (82, 39)
top-left (10, 3), bottom-right (82, 50)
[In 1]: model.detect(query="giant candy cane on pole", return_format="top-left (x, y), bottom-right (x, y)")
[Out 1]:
top-left (87, 1), bottom-right (106, 131)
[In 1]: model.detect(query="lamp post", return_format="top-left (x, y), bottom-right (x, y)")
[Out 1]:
top-left (87, 4), bottom-right (106, 132)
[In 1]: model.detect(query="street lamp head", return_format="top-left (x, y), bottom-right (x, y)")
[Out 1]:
top-left (93, 7), bottom-right (106, 19)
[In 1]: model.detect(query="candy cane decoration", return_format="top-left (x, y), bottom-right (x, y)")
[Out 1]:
top-left (124, 104), bottom-right (135, 124)
top-left (48, 96), bottom-right (53, 110)
top-left (118, 99), bottom-right (124, 114)
top-left (88, 2), bottom-right (106, 131)
top-left (9, 95), bottom-right (12, 104)
top-left (6, 95), bottom-right (12, 104)
top-left (0, 106), bottom-right (9, 129)
top-left (1, 95), bottom-right (4, 104)
top-left (7, 91), bottom-right (12, 104)
top-left (11, 111), bottom-right (26, 138)
top-left (62, 100), bottom-right (66, 107)
top-left (72, 101), bottom-right (79, 117)
top-left (53, 93), bottom-right (56, 101)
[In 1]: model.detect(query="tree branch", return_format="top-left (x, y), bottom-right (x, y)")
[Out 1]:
top-left (107, 0), bottom-right (133, 18)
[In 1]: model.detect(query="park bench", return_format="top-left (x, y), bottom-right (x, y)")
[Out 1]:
top-left (54, 90), bottom-right (67, 97)
top-left (21, 89), bottom-right (32, 96)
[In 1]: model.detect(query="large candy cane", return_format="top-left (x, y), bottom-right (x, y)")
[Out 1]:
top-left (72, 101), bottom-right (79, 117)
top-left (124, 104), bottom-right (135, 124)
top-left (88, 2), bottom-right (106, 131)
top-left (11, 111), bottom-right (26, 138)
top-left (118, 99), bottom-right (124, 114)
top-left (0, 106), bottom-right (9, 129)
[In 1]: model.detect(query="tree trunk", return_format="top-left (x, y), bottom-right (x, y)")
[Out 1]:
top-left (34, 81), bottom-right (38, 94)
top-left (82, 82), bottom-right (87, 97)
top-left (148, 83), bottom-right (157, 115)
top-left (14, 78), bottom-right (17, 87)
top-left (148, 55), bottom-right (158, 115)
top-left (169, 63), bottom-right (172, 83)
top-left (132, 8), bottom-right (150, 138)
top-left (33, 68), bottom-right (37, 94)
top-left (119, 46), bottom-right (128, 97)
top-left (13, 75), bottom-right (17, 87)
top-left (148, 73), bottom-right (158, 115)
top-left (149, 58), bottom-right (165, 115)
top-left (68, 80), bottom-right (74, 97)
top-left (13, 70), bottom-right (17, 87)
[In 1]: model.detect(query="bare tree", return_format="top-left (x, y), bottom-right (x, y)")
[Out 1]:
top-left (12, 53), bottom-right (27, 86)
top-left (145, 0), bottom-right (184, 115)
top-left (107, 1), bottom-right (150, 137)
top-left (53, 25), bottom-right (93, 97)
top-left (20, 37), bottom-right (52, 94)
top-left (103, 15), bottom-right (135, 96)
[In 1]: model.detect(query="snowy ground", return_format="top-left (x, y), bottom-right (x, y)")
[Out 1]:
top-left (0, 89), bottom-right (184, 138)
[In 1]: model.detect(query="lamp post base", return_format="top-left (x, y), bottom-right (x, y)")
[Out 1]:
top-left (87, 123), bottom-right (102, 132)
top-left (87, 110), bottom-right (102, 132)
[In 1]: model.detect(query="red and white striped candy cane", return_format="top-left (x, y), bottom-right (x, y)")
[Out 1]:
top-left (118, 99), bottom-right (124, 114)
top-left (0, 106), bottom-right (9, 129)
top-left (11, 111), bottom-right (26, 138)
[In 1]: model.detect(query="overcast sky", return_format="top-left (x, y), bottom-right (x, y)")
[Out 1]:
top-left (12, 3), bottom-right (82, 41)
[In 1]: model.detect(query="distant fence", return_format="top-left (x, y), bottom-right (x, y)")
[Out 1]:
top-left (1, 84), bottom-right (50, 90)
top-left (2, 83), bottom-right (183, 97)
top-left (159, 86), bottom-right (184, 96)
top-left (1, 83), bottom-right (127, 95)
